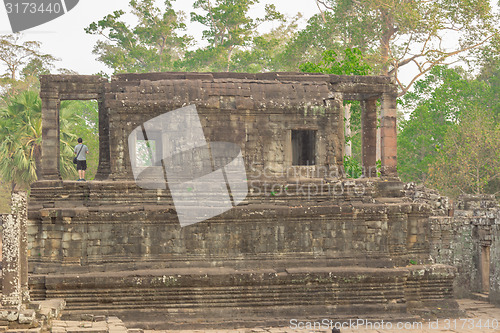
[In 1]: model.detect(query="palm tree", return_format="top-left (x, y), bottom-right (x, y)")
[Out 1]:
top-left (0, 90), bottom-right (81, 190)
top-left (0, 90), bottom-right (42, 190)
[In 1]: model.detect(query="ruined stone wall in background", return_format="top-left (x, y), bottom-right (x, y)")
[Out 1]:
top-left (405, 183), bottom-right (500, 305)
top-left (491, 221), bottom-right (500, 306)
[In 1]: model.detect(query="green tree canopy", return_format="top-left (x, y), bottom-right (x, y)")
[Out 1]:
top-left (0, 34), bottom-right (57, 105)
top-left (277, 11), bottom-right (354, 71)
top-left (299, 48), bottom-right (371, 75)
top-left (428, 107), bottom-right (500, 197)
top-left (398, 65), bottom-right (496, 184)
top-left (310, 0), bottom-right (499, 95)
top-left (178, 0), bottom-right (285, 72)
top-left (225, 15), bottom-right (301, 72)
top-left (85, 0), bottom-right (191, 73)
top-left (0, 34), bottom-right (56, 81)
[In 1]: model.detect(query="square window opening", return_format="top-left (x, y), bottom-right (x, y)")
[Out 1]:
top-left (134, 130), bottom-right (163, 167)
top-left (136, 139), bottom-right (157, 167)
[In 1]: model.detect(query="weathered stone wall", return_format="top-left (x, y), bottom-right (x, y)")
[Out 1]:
top-left (28, 179), bottom-right (432, 273)
top-left (105, 75), bottom-right (344, 179)
top-left (405, 183), bottom-right (500, 305)
top-left (39, 72), bottom-right (399, 182)
top-left (0, 192), bottom-right (32, 323)
top-left (453, 195), bottom-right (500, 305)
top-left (491, 223), bottom-right (500, 306)
top-left (26, 178), bottom-right (458, 326)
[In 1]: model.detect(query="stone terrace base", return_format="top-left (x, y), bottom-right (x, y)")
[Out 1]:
top-left (27, 265), bottom-right (456, 329)
top-left (27, 179), bottom-right (458, 328)
top-left (28, 179), bottom-right (431, 274)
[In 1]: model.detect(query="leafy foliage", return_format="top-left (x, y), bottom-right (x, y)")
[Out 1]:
top-left (227, 15), bottom-right (302, 72)
top-left (428, 108), bottom-right (500, 197)
top-left (299, 48), bottom-right (371, 75)
top-left (178, 0), bottom-right (285, 72)
top-left (0, 90), bottom-right (42, 190)
top-left (0, 34), bottom-right (57, 105)
top-left (343, 155), bottom-right (363, 178)
top-left (0, 34), bottom-right (56, 81)
top-left (85, 0), bottom-right (191, 73)
top-left (312, 0), bottom-right (499, 95)
top-left (398, 66), bottom-right (493, 184)
top-left (60, 100), bottom-right (100, 180)
top-left (276, 11), bottom-right (346, 71)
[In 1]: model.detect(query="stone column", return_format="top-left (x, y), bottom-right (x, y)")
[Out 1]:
top-left (361, 98), bottom-right (377, 177)
top-left (40, 84), bottom-right (61, 180)
top-left (95, 99), bottom-right (111, 180)
top-left (380, 93), bottom-right (398, 177)
top-left (11, 192), bottom-right (29, 304)
top-left (1, 212), bottom-right (21, 316)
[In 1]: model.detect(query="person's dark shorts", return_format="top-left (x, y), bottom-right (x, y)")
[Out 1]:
top-left (76, 160), bottom-right (87, 171)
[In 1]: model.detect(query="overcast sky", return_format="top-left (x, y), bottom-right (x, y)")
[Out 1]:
top-left (0, 0), bottom-right (320, 75)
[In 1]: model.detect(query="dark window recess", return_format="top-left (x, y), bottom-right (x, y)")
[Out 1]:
top-left (292, 130), bottom-right (316, 165)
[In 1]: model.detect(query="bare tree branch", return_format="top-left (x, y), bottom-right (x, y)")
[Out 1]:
top-left (315, 0), bottom-right (327, 23)
top-left (315, 0), bottom-right (335, 11)
top-left (394, 33), bottom-right (496, 96)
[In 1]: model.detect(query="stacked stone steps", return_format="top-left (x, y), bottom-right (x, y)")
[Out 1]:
top-left (25, 265), bottom-right (456, 329)
top-left (76, 311), bottom-right (422, 330)
top-left (49, 289), bottom-right (405, 310)
top-left (470, 292), bottom-right (489, 302)
top-left (39, 291), bottom-right (408, 313)
top-left (29, 256), bottom-right (397, 276)
top-left (29, 180), bottom-right (382, 213)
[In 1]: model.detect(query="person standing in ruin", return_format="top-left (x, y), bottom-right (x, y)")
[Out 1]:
top-left (74, 137), bottom-right (89, 181)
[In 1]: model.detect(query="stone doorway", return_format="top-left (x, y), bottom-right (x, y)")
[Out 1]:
top-left (480, 245), bottom-right (490, 294)
top-left (60, 100), bottom-right (100, 180)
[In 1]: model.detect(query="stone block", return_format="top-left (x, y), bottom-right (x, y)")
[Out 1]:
top-left (18, 309), bottom-right (35, 324)
top-left (0, 308), bottom-right (19, 321)
top-left (71, 233), bottom-right (82, 241)
top-left (62, 233), bottom-right (71, 242)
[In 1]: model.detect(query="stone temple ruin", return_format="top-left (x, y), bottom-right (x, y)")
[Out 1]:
top-left (15, 72), bottom-right (499, 328)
